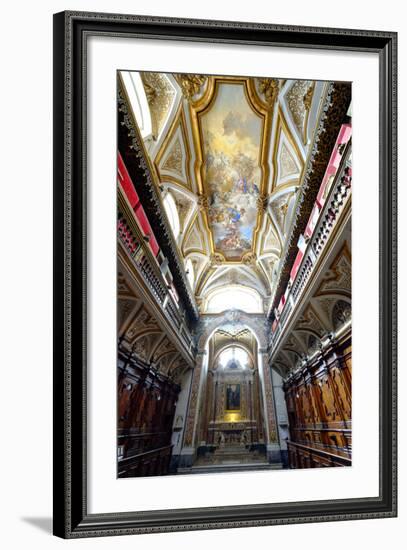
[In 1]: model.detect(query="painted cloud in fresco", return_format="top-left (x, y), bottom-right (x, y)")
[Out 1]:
top-left (201, 83), bottom-right (262, 261)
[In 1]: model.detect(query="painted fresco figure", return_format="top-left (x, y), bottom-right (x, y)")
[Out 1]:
top-left (227, 206), bottom-right (246, 224)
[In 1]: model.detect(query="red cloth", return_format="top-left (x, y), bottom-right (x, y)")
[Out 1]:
top-left (117, 152), bottom-right (159, 256)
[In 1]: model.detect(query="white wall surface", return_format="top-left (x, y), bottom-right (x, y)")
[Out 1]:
top-left (0, 0), bottom-right (404, 548)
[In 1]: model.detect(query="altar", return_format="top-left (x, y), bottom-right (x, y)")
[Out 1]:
top-left (209, 420), bottom-right (258, 448)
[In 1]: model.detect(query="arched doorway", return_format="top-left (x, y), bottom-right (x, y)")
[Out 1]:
top-left (175, 311), bottom-right (286, 472)
top-left (193, 333), bottom-right (269, 468)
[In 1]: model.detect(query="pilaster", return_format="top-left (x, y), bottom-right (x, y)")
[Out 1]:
top-left (179, 350), bottom-right (208, 466)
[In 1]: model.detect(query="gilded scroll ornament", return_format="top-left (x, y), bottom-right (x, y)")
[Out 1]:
top-left (257, 78), bottom-right (280, 106)
top-left (197, 193), bottom-right (209, 210)
top-left (176, 74), bottom-right (207, 101)
top-left (209, 253), bottom-right (224, 267)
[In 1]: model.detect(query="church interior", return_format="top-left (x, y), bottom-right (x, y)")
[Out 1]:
top-left (117, 71), bottom-right (352, 477)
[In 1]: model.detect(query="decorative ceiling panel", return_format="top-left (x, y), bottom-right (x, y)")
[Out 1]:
top-left (161, 135), bottom-right (184, 178)
top-left (279, 142), bottom-right (299, 179)
top-left (262, 218), bottom-right (282, 254)
top-left (155, 109), bottom-right (192, 190)
top-left (168, 187), bottom-right (196, 235)
top-left (140, 72), bottom-right (176, 140)
top-left (269, 190), bottom-right (297, 241)
top-left (120, 70), bottom-right (333, 315)
top-left (182, 218), bottom-right (205, 255)
top-left (284, 79), bottom-right (315, 145)
top-left (196, 80), bottom-right (267, 262)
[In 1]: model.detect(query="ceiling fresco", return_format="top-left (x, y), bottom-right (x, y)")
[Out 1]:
top-left (120, 70), bottom-right (327, 313)
top-left (200, 83), bottom-right (263, 261)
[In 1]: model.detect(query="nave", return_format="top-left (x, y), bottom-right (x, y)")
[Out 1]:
top-left (117, 71), bottom-right (352, 477)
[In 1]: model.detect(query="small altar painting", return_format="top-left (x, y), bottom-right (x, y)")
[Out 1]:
top-left (226, 384), bottom-right (241, 410)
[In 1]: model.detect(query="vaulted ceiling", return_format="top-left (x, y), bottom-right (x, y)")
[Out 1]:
top-left (120, 71), bottom-right (328, 314)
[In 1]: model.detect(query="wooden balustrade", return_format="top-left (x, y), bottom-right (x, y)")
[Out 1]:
top-left (118, 445), bottom-right (173, 477)
top-left (118, 188), bottom-right (195, 353)
top-left (287, 440), bottom-right (351, 468)
top-left (270, 144), bottom-right (352, 349)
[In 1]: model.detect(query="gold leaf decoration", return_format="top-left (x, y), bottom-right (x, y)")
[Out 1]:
top-left (141, 72), bottom-right (175, 139)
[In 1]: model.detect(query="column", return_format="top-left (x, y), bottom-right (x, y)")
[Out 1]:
top-left (258, 349), bottom-right (281, 464)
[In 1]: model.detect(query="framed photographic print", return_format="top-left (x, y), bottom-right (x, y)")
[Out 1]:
top-left (53, 10), bottom-right (397, 538)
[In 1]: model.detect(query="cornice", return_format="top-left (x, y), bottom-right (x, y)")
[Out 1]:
top-left (268, 81), bottom-right (352, 320)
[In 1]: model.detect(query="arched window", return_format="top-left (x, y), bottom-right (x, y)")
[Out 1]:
top-left (120, 71), bottom-right (152, 139)
top-left (163, 192), bottom-right (180, 240)
top-left (205, 285), bottom-right (262, 314)
top-left (218, 346), bottom-right (249, 369)
top-left (185, 258), bottom-right (194, 289)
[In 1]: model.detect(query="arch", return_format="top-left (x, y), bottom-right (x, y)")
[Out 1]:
top-left (184, 252), bottom-right (210, 294)
top-left (197, 310), bottom-right (268, 351)
top-left (213, 340), bottom-right (256, 367)
top-left (315, 290), bottom-right (352, 300)
top-left (312, 293), bottom-right (351, 331)
top-left (332, 299), bottom-right (352, 330)
top-left (281, 347), bottom-right (302, 364)
top-left (161, 181), bottom-right (198, 239)
top-left (153, 348), bottom-right (177, 363)
top-left (217, 346), bottom-right (251, 370)
top-left (293, 326), bottom-right (322, 339)
top-left (129, 328), bottom-right (162, 342)
top-left (205, 285), bottom-right (263, 314)
top-left (272, 361), bottom-right (289, 378)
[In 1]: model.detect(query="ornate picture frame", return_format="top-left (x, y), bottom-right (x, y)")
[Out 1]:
top-left (53, 11), bottom-right (397, 538)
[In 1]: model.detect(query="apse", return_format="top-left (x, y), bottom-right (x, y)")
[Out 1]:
top-left (218, 346), bottom-right (250, 369)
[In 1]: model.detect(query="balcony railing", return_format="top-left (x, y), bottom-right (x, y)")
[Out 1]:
top-left (287, 440), bottom-right (351, 468)
top-left (118, 188), bottom-right (195, 356)
top-left (270, 144), bottom-right (352, 350)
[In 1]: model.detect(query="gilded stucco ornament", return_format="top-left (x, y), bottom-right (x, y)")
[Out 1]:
top-left (176, 74), bottom-right (207, 101)
top-left (242, 252), bottom-right (257, 266)
top-left (209, 253), bottom-right (224, 267)
top-left (256, 194), bottom-right (269, 212)
top-left (174, 194), bottom-right (193, 229)
top-left (303, 83), bottom-right (315, 111)
top-left (161, 138), bottom-right (183, 175)
top-left (140, 72), bottom-right (176, 139)
top-left (257, 78), bottom-right (280, 106)
top-left (286, 80), bottom-right (311, 137)
top-left (197, 193), bottom-right (209, 211)
top-left (279, 143), bottom-right (299, 179)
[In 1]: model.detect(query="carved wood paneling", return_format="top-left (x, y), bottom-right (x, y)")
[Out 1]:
top-left (283, 334), bottom-right (352, 468)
